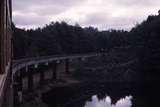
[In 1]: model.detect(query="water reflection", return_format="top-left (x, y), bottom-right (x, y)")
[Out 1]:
top-left (84, 95), bottom-right (132, 107)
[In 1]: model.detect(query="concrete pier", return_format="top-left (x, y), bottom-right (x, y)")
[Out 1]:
top-left (27, 67), bottom-right (34, 92)
top-left (52, 62), bottom-right (57, 80)
top-left (65, 59), bottom-right (70, 74)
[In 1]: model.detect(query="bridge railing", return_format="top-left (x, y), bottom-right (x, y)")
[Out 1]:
top-left (12, 53), bottom-right (103, 75)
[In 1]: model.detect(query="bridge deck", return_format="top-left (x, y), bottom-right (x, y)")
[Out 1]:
top-left (12, 53), bottom-right (102, 75)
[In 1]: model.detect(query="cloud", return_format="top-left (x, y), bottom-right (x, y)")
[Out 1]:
top-left (110, 0), bottom-right (160, 7)
top-left (13, 0), bottom-right (160, 30)
top-left (12, 11), bottom-right (51, 30)
top-left (13, 0), bottom-right (84, 14)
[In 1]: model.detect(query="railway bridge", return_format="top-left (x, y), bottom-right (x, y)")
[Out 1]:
top-left (12, 53), bottom-right (102, 107)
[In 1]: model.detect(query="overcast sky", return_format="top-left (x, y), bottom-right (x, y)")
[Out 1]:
top-left (12, 0), bottom-right (160, 31)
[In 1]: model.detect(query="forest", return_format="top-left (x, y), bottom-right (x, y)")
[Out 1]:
top-left (13, 11), bottom-right (160, 80)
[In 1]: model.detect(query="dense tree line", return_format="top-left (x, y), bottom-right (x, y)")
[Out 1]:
top-left (12, 22), bottom-right (129, 59)
top-left (130, 12), bottom-right (160, 80)
top-left (13, 11), bottom-right (160, 80)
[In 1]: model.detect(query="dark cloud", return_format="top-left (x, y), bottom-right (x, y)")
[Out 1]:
top-left (13, 0), bottom-right (160, 30)
top-left (13, 0), bottom-right (85, 28)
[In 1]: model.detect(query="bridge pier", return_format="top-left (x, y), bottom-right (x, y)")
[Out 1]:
top-left (51, 61), bottom-right (57, 80)
top-left (27, 66), bottom-right (34, 92)
top-left (17, 70), bottom-right (23, 103)
top-left (13, 70), bottom-right (23, 107)
top-left (38, 64), bottom-right (47, 85)
top-left (81, 57), bottom-right (86, 61)
top-left (65, 59), bottom-right (70, 74)
top-left (13, 82), bottom-right (19, 107)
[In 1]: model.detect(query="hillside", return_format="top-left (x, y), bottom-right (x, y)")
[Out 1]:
top-left (13, 11), bottom-right (160, 81)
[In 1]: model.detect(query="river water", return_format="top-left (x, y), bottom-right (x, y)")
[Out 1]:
top-left (84, 95), bottom-right (132, 107)
top-left (42, 82), bottom-right (159, 107)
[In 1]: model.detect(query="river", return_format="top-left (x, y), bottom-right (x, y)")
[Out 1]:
top-left (42, 82), bottom-right (159, 107)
